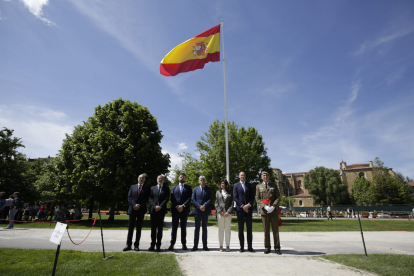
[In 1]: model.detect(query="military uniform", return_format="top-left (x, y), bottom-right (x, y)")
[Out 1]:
top-left (256, 181), bottom-right (281, 251)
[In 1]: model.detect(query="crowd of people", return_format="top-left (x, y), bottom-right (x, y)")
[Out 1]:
top-left (0, 192), bottom-right (84, 228)
top-left (124, 171), bottom-right (282, 255)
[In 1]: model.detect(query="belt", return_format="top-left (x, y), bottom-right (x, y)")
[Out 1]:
top-left (261, 199), bottom-right (274, 206)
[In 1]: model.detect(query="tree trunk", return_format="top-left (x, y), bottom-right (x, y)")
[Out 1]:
top-left (88, 198), bottom-right (94, 219)
top-left (108, 199), bottom-right (116, 223)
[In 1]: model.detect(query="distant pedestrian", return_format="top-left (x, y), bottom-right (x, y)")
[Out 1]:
top-left (1, 195), bottom-right (13, 225)
top-left (327, 206), bottom-right (333, 221)
top-left (0, 192), bottom-right (6, 223)
top-left (5, 192), bottom-right (22, 229)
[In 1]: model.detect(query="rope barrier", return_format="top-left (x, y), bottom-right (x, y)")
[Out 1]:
top-left (66, 216), bottom-right (97, 245)
top-left (363, 217), bottom-right (414, 233)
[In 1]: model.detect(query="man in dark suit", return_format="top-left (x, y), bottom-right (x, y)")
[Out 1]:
top-left (191, 176), bottom-right (212, 251)
top-left (124, 174), bottom-right (150, 251)
top-left (168, 172), bottom-right (192, 251)
top-left (148, 175), bottom-right (170, 252)
top-left (233, 171), bottom-right (255, 253)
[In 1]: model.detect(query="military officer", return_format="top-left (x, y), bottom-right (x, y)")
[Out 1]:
top-left (255, 171), bottom-right (281, 255)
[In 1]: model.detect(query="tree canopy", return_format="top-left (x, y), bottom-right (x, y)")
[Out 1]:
top-left (36, 99), bottom-right (170, 221)
top-left (352, 177), bottom-right (375, 205)
top-left (173, 120), bottom-right (274, 196)
top-left (0, 128), bottom-right (38, 200)
top-left (304, 166), bottom-right (350, 206)
top-left (370, 158), bottom-right (411, 204)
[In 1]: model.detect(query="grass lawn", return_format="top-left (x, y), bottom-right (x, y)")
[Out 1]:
top-left (12, 215), bottom-right (166, 230)
top-left (0, 248), bottom-right (181, 276)
top-left (188, 216), bottom-right (414, 232)
top-left (321, 254), bottom-right (414, 276)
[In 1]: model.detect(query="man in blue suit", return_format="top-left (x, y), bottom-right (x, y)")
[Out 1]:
top-left (124, 174), bottom-right (150, 251)
top-left (233, 171), bottom-right (255, 253)
top-left (168, 172), bottom-right (192, 251)
top-left (191, 175), bottom-right (212, 251)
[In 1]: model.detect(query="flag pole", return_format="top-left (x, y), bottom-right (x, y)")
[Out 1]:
top-left (221, 19), bottom-right (230, 182)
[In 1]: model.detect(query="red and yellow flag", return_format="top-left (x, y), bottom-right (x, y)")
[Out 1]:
top-left (160, 25), bottom-right (220, 76)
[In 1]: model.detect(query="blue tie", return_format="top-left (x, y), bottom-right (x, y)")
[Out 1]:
top-left (180, 184), bottom-right (183, 195)
top-left (158, 186), bottom-right (161, 195)
top-left (201, 187), bottom-right (204, 198)
top-left (242, 183), bottom-right (245, 193)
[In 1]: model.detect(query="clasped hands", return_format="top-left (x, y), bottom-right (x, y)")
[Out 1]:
top-left (199, 205), bottom-right (206, 212)
top-left (176, 205), bottom-right (184, 212)
top-left (264, 206), bottom-right (275, 213)
top-left (155, 206), bottom-right (162, 212)
top-left (219, 211), bottom-right (229, 217)
top-left (242, 204), bottom-right (250, 213)
top-left (133, 204), bottom-right (140, 210)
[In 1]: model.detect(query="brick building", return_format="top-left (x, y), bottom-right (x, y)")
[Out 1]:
top-left (272, 160), bottom-right (394, 208)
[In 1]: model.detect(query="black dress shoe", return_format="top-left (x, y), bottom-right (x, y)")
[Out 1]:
top-left (148, 246), bottom-right (155, 251)
top-left (248, 248), bottom-right (255, 253)
top-left (239, 248), bottom-right (244, 253)
top-left (123, 246), bottom-right (132, 251)
top-left (134, 247), bottom-right (140, 251)
top-left (156, 247), bottom-right (161, 252)
top-left (191, 247), bottom-right (198, 251)
top-left (264, 249), bottom-right (271, 254)
top-left (275, 250), bottom-right (282, 255)
top-left (203, 247), bottom-right (209, 251)
top-left (182, 245), bottom-right (188, 250)
top-left (168, 245), bottom-right (174, 251)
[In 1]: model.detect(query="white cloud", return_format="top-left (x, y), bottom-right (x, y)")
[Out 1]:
top-left (352, 13), bottom-right (414, 56)
top-left (0, 105), bottom-right (73, 158)
top-left (177, 142), bottom-right (188, 150)
top-left (269, 83), bottom-right (414, 179)
top-left (20, 0), bottom-right (54, 25)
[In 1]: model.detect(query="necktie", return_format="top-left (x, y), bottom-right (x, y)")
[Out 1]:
top-left (137, 185), bottom-right (141, 195)
top-left (180, 184), bottom-right (183, 195)
top-left (201, 187), bottom-right (204, 198)
top-left (265, 183), bottom-right (268, 189)
top-left (242, 183), bottom-right (245, 193)
top-left (158, 186), bottom-right (161, 195)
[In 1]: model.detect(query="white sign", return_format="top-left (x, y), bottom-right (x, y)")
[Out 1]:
top-left (50, 222), bottom-right (67, 245)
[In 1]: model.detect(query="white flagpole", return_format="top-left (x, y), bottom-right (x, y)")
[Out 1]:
top-left (221, 19), bottom-right (230, 182)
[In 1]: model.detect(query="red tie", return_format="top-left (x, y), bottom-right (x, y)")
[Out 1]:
top-left (137, 185), bottom-right (141, 195)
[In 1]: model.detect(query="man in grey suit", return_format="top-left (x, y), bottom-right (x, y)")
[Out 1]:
top-left (215, 179), bottom-right (233, 252)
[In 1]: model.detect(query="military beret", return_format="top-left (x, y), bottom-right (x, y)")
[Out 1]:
top-left (261, 171), bottom-right (269, 176)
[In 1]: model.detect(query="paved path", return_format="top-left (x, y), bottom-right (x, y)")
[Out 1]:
top-left (1, 217), bottom-right (413, 275)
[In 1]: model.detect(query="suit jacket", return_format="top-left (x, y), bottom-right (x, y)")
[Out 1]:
top-left (255, 182), bottom-right (280, 216)
top-left (191, 185), bottom-right (212, 215)
top-left (233, 182), bottom-right (254, 212)
top-left (215, 190), bottom-right (234, 214)
top-left (149, 185), bottom-right (170, 215)
top-left (171, 183), bottom-right (192, 214)
top-left (127, 183), bottom-right (150, 215)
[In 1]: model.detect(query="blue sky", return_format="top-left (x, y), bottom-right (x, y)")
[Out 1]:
top-left (1, 0), bottom-right (413, 179)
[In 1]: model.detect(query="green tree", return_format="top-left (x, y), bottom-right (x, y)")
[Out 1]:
top-left (371, 157), bottom-right (411, 204)
top-left (352, 177), bottom-right (375, 205)
top-left (45, 99), bottom-right (170, 221)
top-left (174, 120), bottom-right (274, 197)
top-left (0, 128), bottom-right (37, 200)
top-left (279, 196), bottom-right (296, 208)
top-left (304, 166), bottom-right (350, 206)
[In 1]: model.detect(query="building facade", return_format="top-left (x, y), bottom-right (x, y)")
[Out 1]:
top-left (272, 160), bottom-right (393, 208)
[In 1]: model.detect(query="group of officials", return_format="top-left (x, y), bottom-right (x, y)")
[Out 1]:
top-left (123, 171), bottom-right (281, 255)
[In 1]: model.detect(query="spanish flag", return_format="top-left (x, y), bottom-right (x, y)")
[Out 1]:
top-left (160, 24), bottom-right (220, 76)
